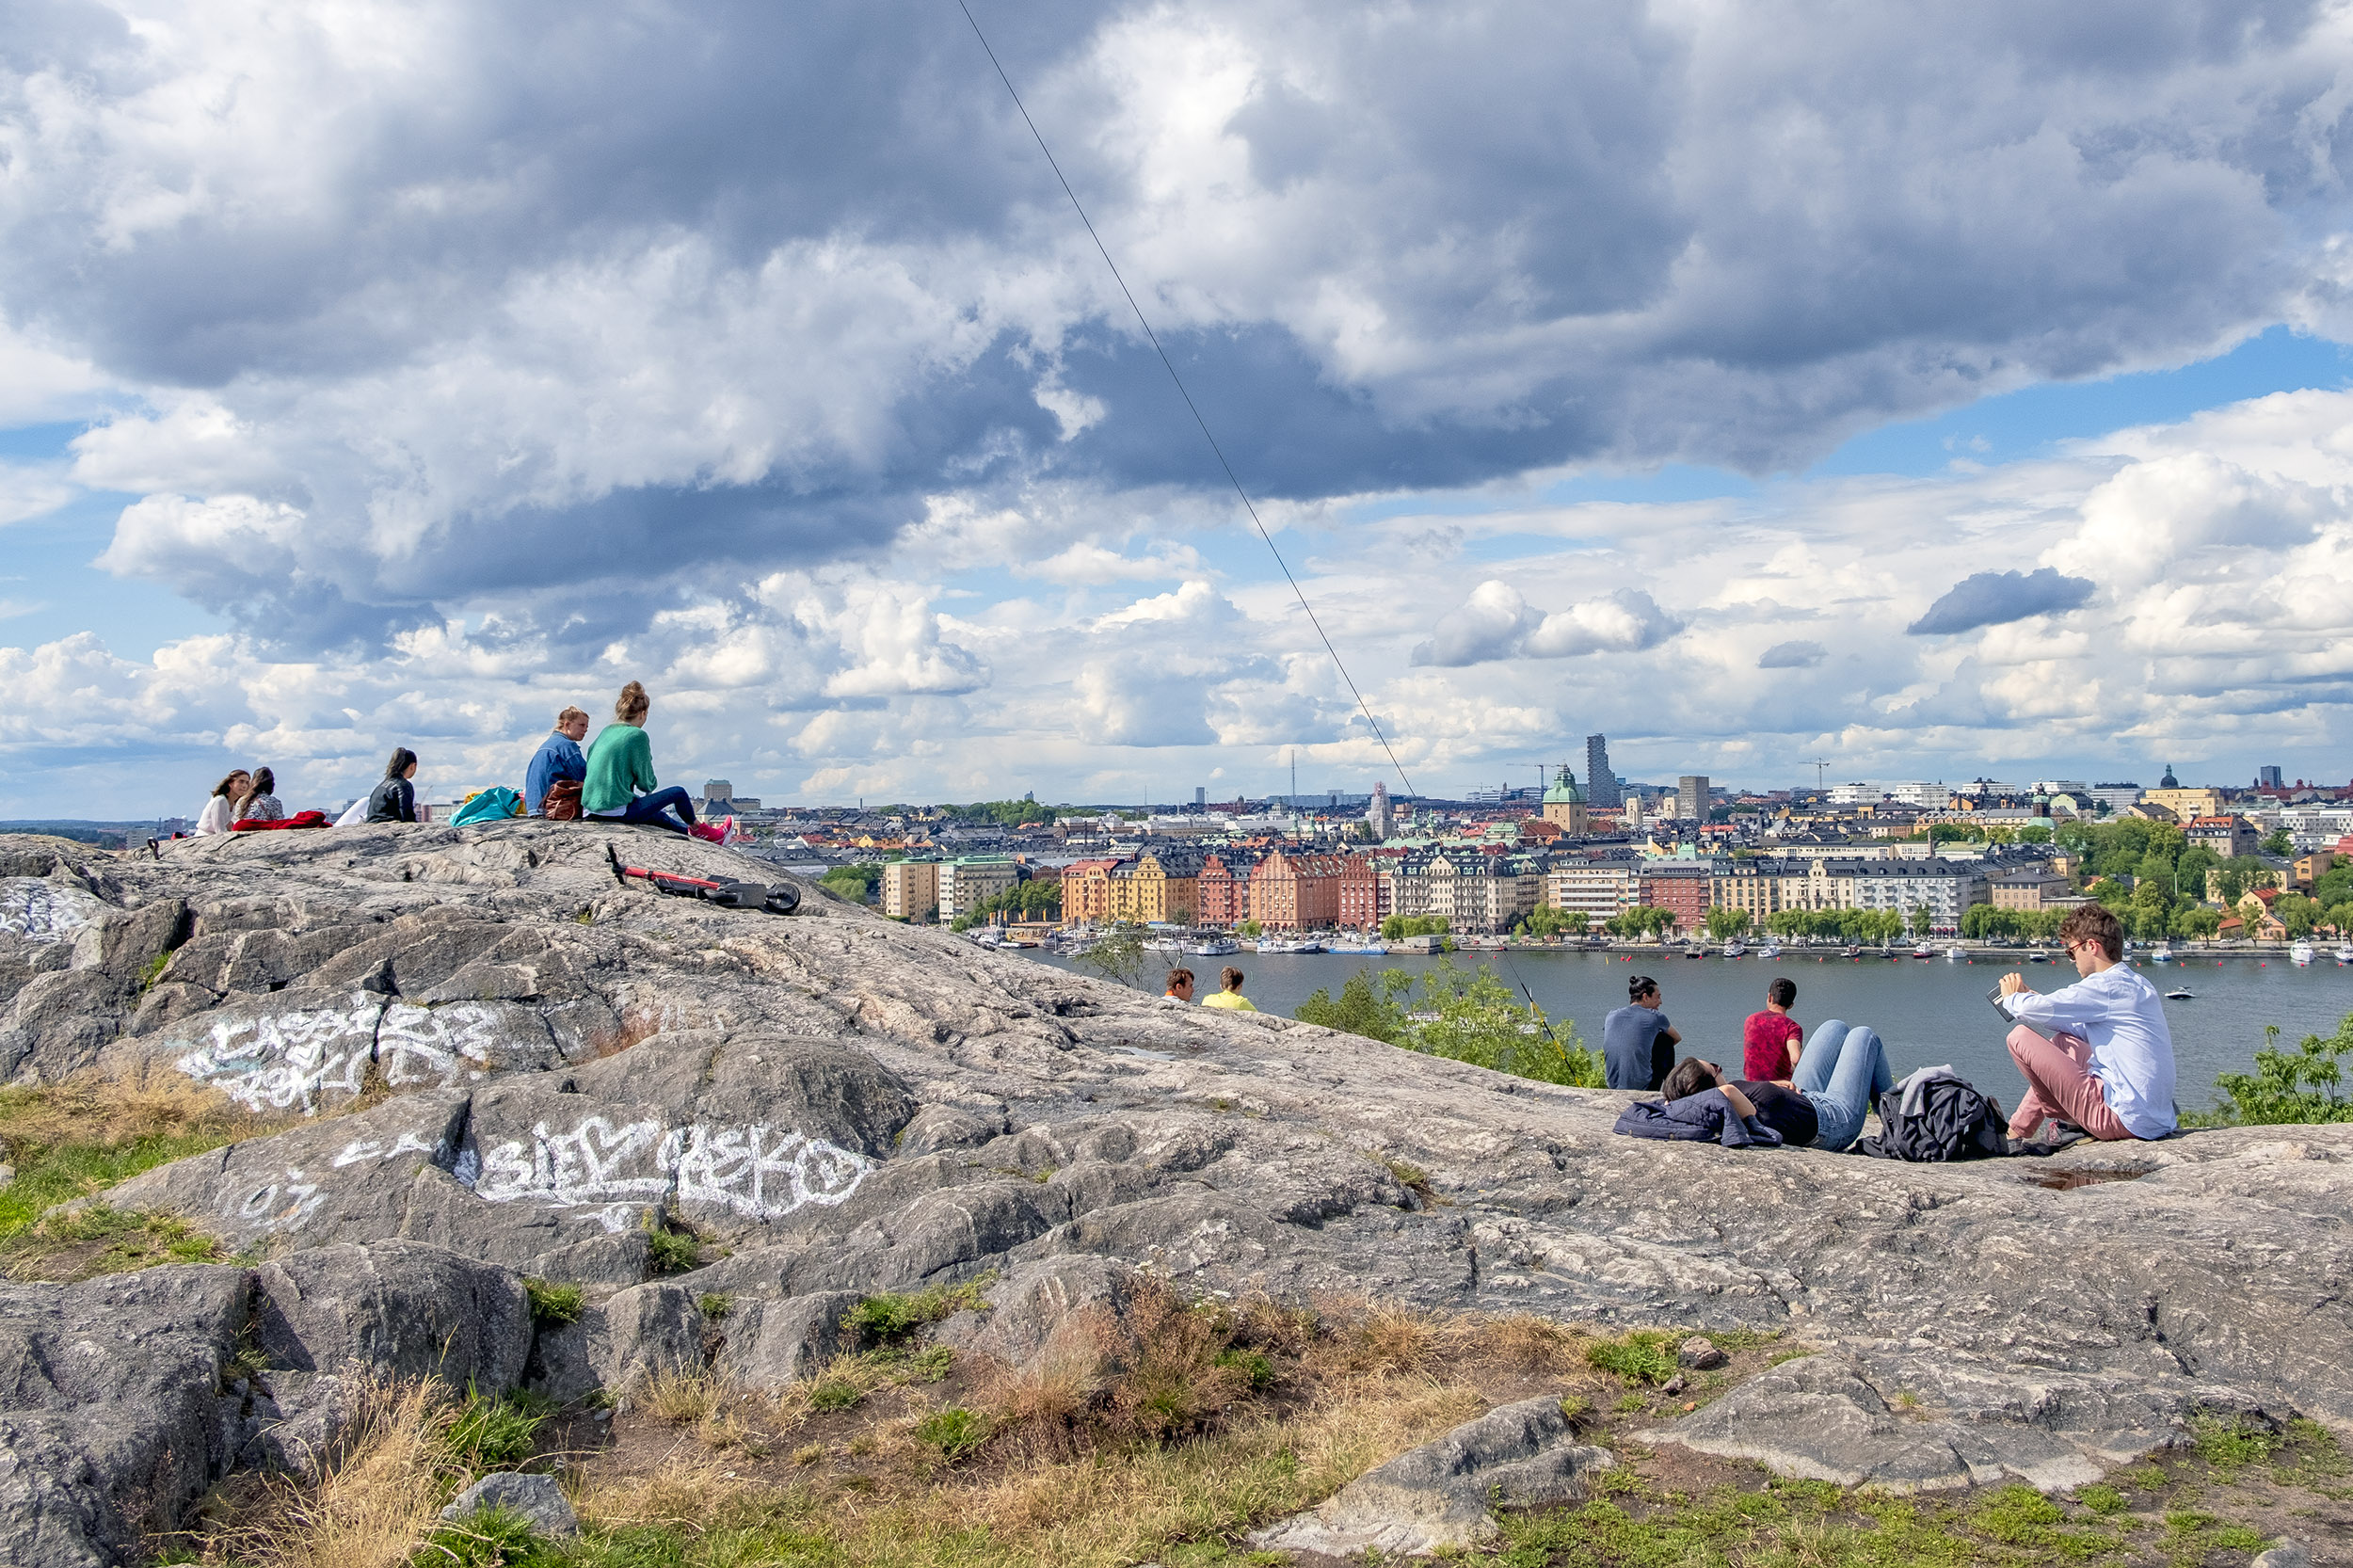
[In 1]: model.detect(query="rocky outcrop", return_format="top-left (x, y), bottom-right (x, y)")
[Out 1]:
top-left (1252, 1396), bottom-right (1614, 1555)
top-left (3, 824), bottom-right (2351, 1560)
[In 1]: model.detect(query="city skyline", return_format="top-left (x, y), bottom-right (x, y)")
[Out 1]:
top-left (7, 8), bottom-right (2353, 816)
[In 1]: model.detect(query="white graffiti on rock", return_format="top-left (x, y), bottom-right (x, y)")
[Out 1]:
top-left (468, 1115), bottom-right (874, 1226)
top-left (0, 877), bottom-right (102, 943)
top-left (222, 1128), bottom-right (446, 1234)
top-left (174, 997), bottom-right (380, 1114)
top-left (378, 1001), bottom-right (531, 1090)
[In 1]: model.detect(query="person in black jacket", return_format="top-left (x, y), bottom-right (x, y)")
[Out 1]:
top-left (366, 747), bottom-right (419, 824)
top-left (1648, 1017), bottom-right (1896, 1153)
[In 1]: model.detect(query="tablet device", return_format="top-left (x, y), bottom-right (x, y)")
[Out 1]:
top-left (1986, 984), bottom-right (2012, 1018)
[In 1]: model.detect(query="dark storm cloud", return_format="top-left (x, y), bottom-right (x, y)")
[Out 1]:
top-left (4, 0), bottom-right (2349, 651)
top-left (1907, 568), bottom-right (2097, 635)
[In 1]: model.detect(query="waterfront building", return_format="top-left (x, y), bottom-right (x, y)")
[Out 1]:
top-left (1989, 867), bottom-right (2070, 911)
top-left (879, 860), bottom-right (939, 921)
top-left (1060, 858), bottom-right (1122, 924)
top-left (937, 855), bottom-right (1018, 920)
top-left (1248, 851), bottom-right (1348, 931)
top-left (1640, 860), bottom-right (1718, 930)
top-left (1195, 852), bottom-right (1249, 926)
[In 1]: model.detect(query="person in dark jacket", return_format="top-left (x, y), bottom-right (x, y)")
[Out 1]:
top-left (1646, 1017), bottom-right (1895, 1154)
top-left (1611, 1081), bottom-right (1783, 1147)
top-left (367, 747), bottom-right (419, 823)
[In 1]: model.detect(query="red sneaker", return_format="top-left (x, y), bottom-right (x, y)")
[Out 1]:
top-left (689, 821), bottom-right (725, 843)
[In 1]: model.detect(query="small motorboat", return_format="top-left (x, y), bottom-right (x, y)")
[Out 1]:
top-left (1840, 944), bottom-right (1863, 959)
top-left (2151, 942), bottom-right (2173, 962)
top-left (2339, 941), bottom-right (2353, 964)
top-left (2027, 951), bottom-right (2050, 964)
top-left (2291, 939), bottom-right (2316, 967)
top-left (1189, 937), bottom-right (1241, 956)
top-left (1326, 938), bottom-right (1388, 955)
top-left (2164, 987), bottom-right (2195, 1000)
top-left (1912, 943), bottom-right (1935, 959)
top-left (1945, 945), bottom-right (1963, 960)
top-left (1721, 938), bottom-right (1749, 958)
top-left (1758, 941), bottom-right (1784, 959)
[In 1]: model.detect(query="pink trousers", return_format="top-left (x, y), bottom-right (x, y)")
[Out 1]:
top-left (2005, 1025), bottom-right (2134, 1141)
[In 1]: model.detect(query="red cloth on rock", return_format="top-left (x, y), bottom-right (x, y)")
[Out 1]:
top-left (232, 810), bottom-right (328, 831)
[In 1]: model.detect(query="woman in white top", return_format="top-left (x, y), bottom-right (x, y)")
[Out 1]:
top-left (194, 771), bottom-right (250, 836)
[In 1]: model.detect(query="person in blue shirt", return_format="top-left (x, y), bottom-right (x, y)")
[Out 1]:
top-left (523, 706), bottom-right (589, 816)
top-left (1602, 974), bottom-right (1682, 1090)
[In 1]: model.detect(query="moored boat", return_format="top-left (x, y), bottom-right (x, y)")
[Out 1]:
top-left (2291, 939), bottom-right (2316, 966)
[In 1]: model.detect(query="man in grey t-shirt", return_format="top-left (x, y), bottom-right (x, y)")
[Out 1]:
top-left (1603, 975), bottom-right (1681, 1090)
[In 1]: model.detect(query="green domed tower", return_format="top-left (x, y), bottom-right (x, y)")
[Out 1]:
top-left (1542, 764), bottom-right (1589, 835)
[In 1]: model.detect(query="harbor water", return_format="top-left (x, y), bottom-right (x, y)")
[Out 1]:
top-left (1015, 946), bottom-right (2353, 1112)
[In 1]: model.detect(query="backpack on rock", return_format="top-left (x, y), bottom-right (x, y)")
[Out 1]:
top-left (1856, 1075), bottom-right (2009, 1162)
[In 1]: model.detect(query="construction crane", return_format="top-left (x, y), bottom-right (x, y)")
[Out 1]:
top-left (1811, 758), bottom-right (1832, 792)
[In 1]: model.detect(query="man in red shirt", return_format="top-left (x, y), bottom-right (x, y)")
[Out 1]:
top-left (1742, 977), bottom-right (1803, 1080)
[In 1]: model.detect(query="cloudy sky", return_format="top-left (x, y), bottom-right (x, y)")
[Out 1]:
top-left (7, 0), bottom-right (2353, 817)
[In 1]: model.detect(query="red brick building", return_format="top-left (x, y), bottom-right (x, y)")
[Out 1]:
top-left (1195, 852), bottom-right (1250, 926)
top-left (1638, 863), bottom-right (1715, 933)
top-left (1249, 851), bottom-right (1347, 930)
top-left (1337, 854), bottom-right (1380, 929)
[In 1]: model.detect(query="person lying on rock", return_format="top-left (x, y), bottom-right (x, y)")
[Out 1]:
top-left (1611, 1060), bottom-right (1782, 1147)
top-left (1994, 903), bottom-right (2175, 1143)
top-left (366, 748), bottom-right (419, 823)
top-left (194, 770), bottom-right (250, 836)
top-left (582, 680), bottom-right (725, 841)
top-left (1649, 1016), bottom-right (1895, 1153)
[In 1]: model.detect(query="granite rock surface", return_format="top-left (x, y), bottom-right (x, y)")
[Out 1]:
top-left (1, 824), bottom-right (2348, 1560)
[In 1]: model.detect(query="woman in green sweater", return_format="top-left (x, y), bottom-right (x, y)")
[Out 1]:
top-left (581, 681), bottom-right (722, 840)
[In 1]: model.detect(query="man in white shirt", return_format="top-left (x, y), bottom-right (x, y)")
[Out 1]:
top-left (1996, 904), bottom-right (2176, 1141)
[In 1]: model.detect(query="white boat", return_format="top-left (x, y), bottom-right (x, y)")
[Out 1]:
top-left (1912, 943), bottom-right (1935, 958)
top-left (1189, 937), bottom-right (1240, 956)
top-left (2339, 941), bottom-right (2353, 964)
top-left (1758, 942), bottom-right (1784, 959)
top-left (2291, 939), bottom-right (2316, 966)
top-left (1327, 938), bottom-right (1389, 955)
top-left (1721, 939), bottom-right (1748, 957)
top-left (2152, 942), bottom-right (2173, 962)
top-left (1143, 936), bottom-right (1185, 953)
top-left (2165, 987), bottom-right (2195, 1000)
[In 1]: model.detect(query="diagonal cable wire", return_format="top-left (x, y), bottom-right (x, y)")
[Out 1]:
top-left (955, 0), bottom-right (1416, 798)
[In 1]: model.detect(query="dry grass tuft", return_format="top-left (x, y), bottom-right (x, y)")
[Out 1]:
top-left (198, 1379), bottom-right (456, 1568)
top-left (1305, 1294), bottom-right (1453, 1377)
top-left (642, 1366), bottom-right (727, 1425)
top-left (1107, 1281), bottom-right (1252, 1441)
top-left (1473, 1311), bottom-right (1594, 1374)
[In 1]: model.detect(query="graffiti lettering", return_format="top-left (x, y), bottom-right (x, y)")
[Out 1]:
top-left (223, 1130), bottom-right (433, 1233)
top-left (174, 998), bottom-right (379, 1115)
top-left (377, 1001), bottom-right (522, 1091)
top-left (0, 878), bottom-right (101, 944)
top-left (464, 1115), bottom-right (874, 1224)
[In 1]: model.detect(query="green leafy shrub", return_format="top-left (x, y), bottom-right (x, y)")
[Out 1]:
top-left (2073, 1483), bottom-right (2124, 1514)
top-left (1213, 1349), bottom-right (1273, 1390)
top-left (697, 1292), bottom-right (733, 1319)
top-left (808, 1377), bottom-right (865, 1413)
top-left (522, 1278), bottom-right (583, 1327)
top-left (421, 1505), bottom-right (559, 1568)
top-left (2198, 1013), bottom-right (2353, 1125)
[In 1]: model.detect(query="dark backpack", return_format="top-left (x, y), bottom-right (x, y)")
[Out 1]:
top-left (1856, 1076), bottom-right (2009, 1162)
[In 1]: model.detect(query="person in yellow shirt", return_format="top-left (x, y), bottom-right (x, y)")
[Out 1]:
top-left (1200, 966), bottom-right (1257, 1012)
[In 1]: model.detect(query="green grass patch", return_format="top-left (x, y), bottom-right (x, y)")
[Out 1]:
top-left (0, 1078), bottom-right (271, 1271)
top-left (840, 1275), bottom-right (995, 1344)
top-left (1583, 1329), bottom-right (1679, 1386)
top-left (523, 1278), bottom-right (584, 1327)
top-left (2188, 1413), bottom-right (2283, 1476)
top-left (447, 1386), bottom-right (553, 1471)
top-left (912, 1407), bottom-right (987, 1461)
top-left (2072, 1483), bottom-right (2125, 1514)
top-left (0, 1203), bottom-right (231, 1282)
top-left (643, 1224), bottom-right (702, 1277)
top-left (697, 1292), bottom-right (734, 1320)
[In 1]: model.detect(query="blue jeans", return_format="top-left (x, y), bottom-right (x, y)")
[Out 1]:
top-left (1793, 1019), bottom-right (1894, 1152)
top-left (616, 786), bottom-right (697, 834)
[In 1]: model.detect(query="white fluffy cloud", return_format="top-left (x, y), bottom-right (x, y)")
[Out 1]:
top-left (8, 3), bottom-right (2353, 808)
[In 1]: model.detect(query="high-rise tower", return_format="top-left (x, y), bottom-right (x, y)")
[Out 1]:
top-left (1584, 734), bottom-right (1621, 808)
top-left (1367, 781), bottom-right (1392, 840)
